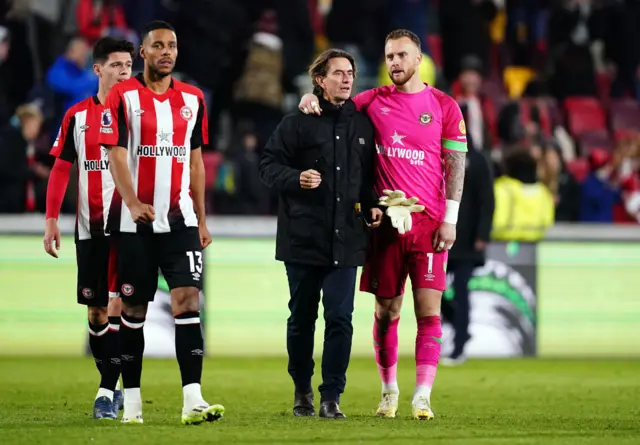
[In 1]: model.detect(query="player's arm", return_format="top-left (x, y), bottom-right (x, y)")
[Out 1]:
top-left (434, 97), bottom-right (468, 252)
top-left (189, 96), bottom-right (212, 248)
top-left (99, 87), bottom-right (154, 223)
top-left (44, 113), bottom-right (77, 258)
top-left (298, 88), bottom-right (377, 115)
top-left (442, 99), bottom-right (469, 225)
top-left (259, 116), bottom-right (312, 193)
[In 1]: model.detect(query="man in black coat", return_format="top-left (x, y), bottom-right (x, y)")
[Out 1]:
top-left (259, 49), bottom-right (382, 419)
top-left (441, 107), bottom-right (495, 365)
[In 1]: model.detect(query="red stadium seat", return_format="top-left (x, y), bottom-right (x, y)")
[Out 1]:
top-left (563, 96), bottom-right (607, 137)
top-left (610, 98), bottom-right (640, 134)
top-left (565, 158), bottom-right (590, 182)
top-left (577, 130), bottom-right (612, 156)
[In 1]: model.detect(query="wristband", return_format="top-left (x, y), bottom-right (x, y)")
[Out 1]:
top-left (444, 199), bottom-right (460, 225)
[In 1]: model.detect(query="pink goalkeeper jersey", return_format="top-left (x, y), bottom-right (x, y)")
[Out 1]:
top-left (353, 84), bottom-right (468, 223)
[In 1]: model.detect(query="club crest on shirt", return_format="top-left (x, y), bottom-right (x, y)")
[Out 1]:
top-left (459, 119), bottom-right (466, 135)
top-left (180, 105), bottom-right (193, 121)
top-left (101, 109), bottom-right (113, 127)
top-left (419, 112), bottom-right (432, 125)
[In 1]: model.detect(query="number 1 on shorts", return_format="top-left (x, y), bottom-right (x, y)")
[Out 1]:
top-left (427, 252), bottom-right (433, 274)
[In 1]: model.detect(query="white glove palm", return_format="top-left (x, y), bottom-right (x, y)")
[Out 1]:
top-left (378, 190), bottom-right (425, 235)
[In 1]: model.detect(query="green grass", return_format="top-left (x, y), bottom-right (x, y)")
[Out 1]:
top-left (1, 358), bottom-right (639, 444)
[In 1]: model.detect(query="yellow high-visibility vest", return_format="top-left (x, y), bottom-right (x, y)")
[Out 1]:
top-left (492, 176), bottom-right (555, 242)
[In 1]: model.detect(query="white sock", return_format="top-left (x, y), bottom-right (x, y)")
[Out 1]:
top-left (123, 388), bottom-right (142, 415)
top-left (183, 383), bottom-right (205, 407)
top-left (115, 380), bottom-right (121, 391)
top-left (413, 385), bottom-right (432, 400)
top-left (95, 388), bottom-right (114, 401)
top-left (382, 382), bottom-right (399, 395)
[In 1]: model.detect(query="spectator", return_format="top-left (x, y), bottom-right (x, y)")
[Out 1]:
top-left (439, 0), bottom-right (498, 83)
top-left (453, 55), bottom-right (493, 150)
top-left (76, 0), bottom-right (135, 46)
top-left (603, 0), bottom-right (640, 101)
top-left (0, 103), bottom-right (53, 213)
top-left (579, 148), bottom-right (621, 223)
top-left (46, 37), bottom-right (97, 115)
top-left (492, 148), bottom-right (555, 241)
top-left (539, 140), bottom-right (580, 222)
top-left (547, 0), bottom-right (603, 100)
top-left (231, 9), bottom-right (284, 151)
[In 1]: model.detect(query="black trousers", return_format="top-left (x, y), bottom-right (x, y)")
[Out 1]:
top-left (284, 262), bottom-right (356, 403)
top-left (442, 261), bottom-right (474, 356)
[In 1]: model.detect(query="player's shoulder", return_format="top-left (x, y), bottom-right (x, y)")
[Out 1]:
top-left (428, 86), bottom-right (458, 108)
top-left (173, 78), bottom-right (205, 100)
top-left (66, 96), bottom-right (95, 116)
top-left (112, 77), bottom-right (142, 96)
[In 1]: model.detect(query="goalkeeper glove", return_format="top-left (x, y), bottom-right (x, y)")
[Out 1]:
top-left (378, 189), bottom-right (425, 235)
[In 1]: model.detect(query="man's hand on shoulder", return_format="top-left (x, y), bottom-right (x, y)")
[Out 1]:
top-left (299, 94), bottom-right (322, 115)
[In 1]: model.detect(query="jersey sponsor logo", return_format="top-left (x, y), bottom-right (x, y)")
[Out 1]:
top-left (136, 145), bottom-right (187, 163)
top-left (83, 160), bottom-right (110, 171)
top-left (419, 112), bottom-right (433, 125)
top-left (459, 119), bottom-right (466, 135)
top-left (180, 105), bottom-right (193, 121)
top-left (376, 130), bottom-right (425, 165)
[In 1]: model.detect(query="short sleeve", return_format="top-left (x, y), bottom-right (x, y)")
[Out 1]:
top-left (98, 87), bottom-right (128, 148)
top-left (352, 88), bottom-right (379, 113)
top-left (49, 111), bottom-right (77, 163)
top-left (190, 96), bottom-right (208, 150)
top-left (441, 96), bottom-right (468, 153)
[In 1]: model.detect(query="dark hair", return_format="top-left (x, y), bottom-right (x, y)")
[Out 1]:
top-left (503, 148), bottom-right (538, 184)
top-left (308, 49), bottom-right (356, 96)
top-left (142, 20), bottom-right (175, 40)
top-left (92, 37), bottom-right (135, 64)
top-left (385, 29), bottom-right (421, 52)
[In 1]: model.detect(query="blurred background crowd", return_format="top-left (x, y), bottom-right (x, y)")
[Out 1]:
top-left (0, 0), bottom-right (639, 225)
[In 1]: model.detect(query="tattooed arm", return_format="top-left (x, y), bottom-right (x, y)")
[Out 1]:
top-left (444, 151), bottom-right (466, 203)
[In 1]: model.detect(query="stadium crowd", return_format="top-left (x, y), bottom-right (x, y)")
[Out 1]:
top-left (0, 0), bottom-right (639, 223)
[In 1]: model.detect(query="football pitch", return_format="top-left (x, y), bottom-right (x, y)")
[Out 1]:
top-left (0, 357), bottom-right (639, 444)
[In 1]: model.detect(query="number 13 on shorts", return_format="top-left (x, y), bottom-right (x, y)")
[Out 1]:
top-left (186, 251), bottom-right (203, 274)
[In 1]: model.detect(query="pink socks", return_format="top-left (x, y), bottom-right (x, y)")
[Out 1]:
top-left (415, 315), bottom-right (442, 393)
top-left (373, 314), bottom-right (399, 391)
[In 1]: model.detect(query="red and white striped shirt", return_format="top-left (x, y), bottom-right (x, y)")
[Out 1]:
top-left (50, 96), bottom-right (114, 240)
top-left (98, 73), bottom-right (209, 234)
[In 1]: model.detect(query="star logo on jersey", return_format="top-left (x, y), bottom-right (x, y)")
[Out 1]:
top-left (419, 112), bottom-right (432, 125)
top-left (390, 130), bottom-right (406, 146)
top-left (157, 129), bottom-right (173, 143)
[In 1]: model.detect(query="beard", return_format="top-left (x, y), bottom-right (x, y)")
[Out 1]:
top-left (389, 66), bottom-right (416, 86)
top-left (149, 63), bottom-right (172, 79)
